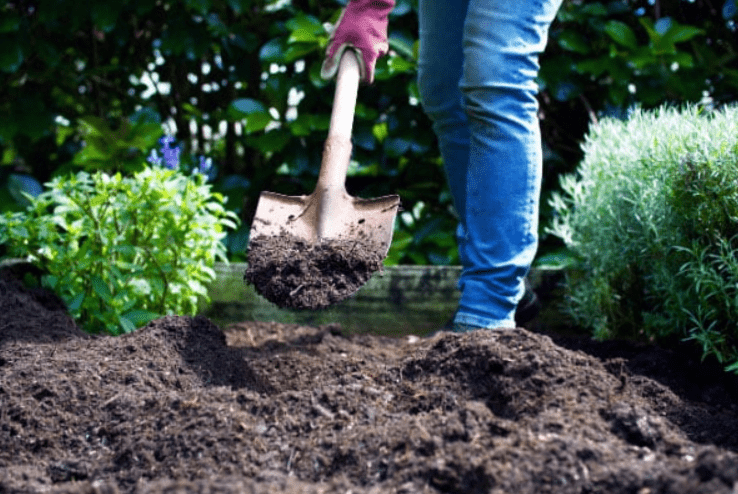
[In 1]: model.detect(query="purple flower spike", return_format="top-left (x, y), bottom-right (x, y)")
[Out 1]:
top-left (159, 136), bottom-right (175, 147)
top-left (159, 136), bottom-right (181, 170)
top-left (147, 149), bottom-right (162, 167)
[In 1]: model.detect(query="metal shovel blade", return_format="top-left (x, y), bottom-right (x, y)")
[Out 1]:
top-left (250, 185), bottom-right (401, 257)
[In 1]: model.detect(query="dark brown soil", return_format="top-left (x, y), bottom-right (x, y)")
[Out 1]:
top-left (2, 270), bottom-right (738, 493)
top-left (244, 234), bottom-right (384, 309)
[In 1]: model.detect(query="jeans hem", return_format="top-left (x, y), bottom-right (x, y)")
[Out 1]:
top-left (454, 311), bottom-right (516, 331)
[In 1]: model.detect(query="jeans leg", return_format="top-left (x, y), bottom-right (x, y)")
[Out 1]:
top-left (453, 0), bottom-right (562, 329)
top-left (417, 0), bottom-right (470, 262)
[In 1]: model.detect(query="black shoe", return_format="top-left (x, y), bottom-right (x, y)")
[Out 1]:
top-left (515, 277), bottom-right (542, 326)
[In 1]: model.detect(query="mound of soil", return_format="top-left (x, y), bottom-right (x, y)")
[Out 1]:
top-left (244, 233), bottom-right (383, 309)
top-left (2, 270), bottom-right (738, 493)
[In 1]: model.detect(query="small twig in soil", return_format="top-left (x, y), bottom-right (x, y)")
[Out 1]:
top-left (102, 392), bottom-right (123, 407)
top-left (289, 284), bottom-right (305, 297)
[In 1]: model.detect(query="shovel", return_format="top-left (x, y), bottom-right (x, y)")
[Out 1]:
top-left (249, 49), bottom-right (401, 260)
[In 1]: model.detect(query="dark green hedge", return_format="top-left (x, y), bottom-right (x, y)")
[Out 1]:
top-left (1, 0), bottom-right (735, 263)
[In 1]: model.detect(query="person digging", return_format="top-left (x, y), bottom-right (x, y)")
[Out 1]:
top-left (319, 0), bottom-right (555, 329)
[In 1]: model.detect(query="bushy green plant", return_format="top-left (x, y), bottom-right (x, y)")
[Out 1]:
top-left (548, 104), bottom-right (738, 372)
top-left (0, 156), bottom-right (239, 335)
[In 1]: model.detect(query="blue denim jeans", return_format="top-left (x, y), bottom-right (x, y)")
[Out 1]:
top-left (417, 0), bottom-right (562, 329)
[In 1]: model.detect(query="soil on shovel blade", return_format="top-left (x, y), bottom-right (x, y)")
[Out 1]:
top-left (2, 269), bottom-right (738, 494)
top-left (244, 233), bottom-right (384, 310)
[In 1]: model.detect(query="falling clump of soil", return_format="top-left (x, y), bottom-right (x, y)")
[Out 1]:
top-left (244, 233), bottom-right (384, 309)
top-left (3, 268), bottom-right (738, 493)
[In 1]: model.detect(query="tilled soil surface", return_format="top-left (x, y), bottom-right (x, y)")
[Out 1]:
top-left (244, 234), bottom-right (384, 310)
top-left (2, 271), bottom-right (738, 493)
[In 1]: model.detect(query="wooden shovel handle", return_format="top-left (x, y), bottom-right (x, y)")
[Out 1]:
top-left (318, 50), bottom-right (361, 189)
top-left (329, 49), bottom-right (360, 140)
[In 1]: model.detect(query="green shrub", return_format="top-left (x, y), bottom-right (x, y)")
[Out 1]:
top-left (547, 104), bottom-right (738, 372)
top-left (0, 166), bottom-right (238, 335)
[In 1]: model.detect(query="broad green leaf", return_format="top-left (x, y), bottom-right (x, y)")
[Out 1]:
top-left (118, 315), bottom-right (137, 334)
top-left (388, 55), bottom-right (413, 74)
top-left (259, 38), bottom-right (285, 63)
top-left (283, 43), bottom-right (317, 62)
top-left (67, 292), bottom-right (85, 312)
top-left (78, 116), bottom-right (112, 137)
top-left (638, 17), bottom-right (659, 44)
top-left (288, 29), bottom-right (319, 43)
top-left (662, 24), bottom-right (704, 45)
top-left (244, 113), bottom-right (272, 133)
top-left (604, 20), bottom-right (638, 49)
top-left (309, 60), bottom-right (329, 88)
top-left (122, 309), bottom-right (160, 327)
top-left (388, 36), bottom-right (414, 59)
top-left (56, 125), bottom-right (76, 146)
top-left (286, 13), bottom-right (324, 43)
top-left (286, 13), bottom-right (323, 35)
top-left (118, 298), bottom-right (138, 314)
top-left (627, 46), bottom-right (657, 70)
top-left (575, 57), bottom-right (611, 77)
top-left (91, 275), bottom-right (113, 303)
top-left (672, 52), bottom-right (695, 68)
top-left (372, 122), bottom-right (389, 143)
top-left (229, 98), bottom-right (267, 116)
top-left (248, 129), bottom-right (291, 153)
top-left (557, 30), bottom-right (591, 54)
top-left (288, 113), bottom-right (313, 136)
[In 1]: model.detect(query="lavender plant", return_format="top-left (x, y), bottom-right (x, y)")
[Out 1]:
top-left (0, 138), bottom-right (239, 335)
top-left (548, 105), bottom-right (738, 373)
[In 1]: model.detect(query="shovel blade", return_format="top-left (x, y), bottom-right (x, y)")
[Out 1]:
top-left (250, 190), bottom-right (401, 258)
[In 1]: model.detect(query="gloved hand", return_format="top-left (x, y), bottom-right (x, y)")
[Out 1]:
top-left (321, 0), bottom-right (395, 84)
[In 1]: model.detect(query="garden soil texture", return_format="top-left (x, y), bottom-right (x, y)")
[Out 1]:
top-left (2, 270), bottom-right (738, 494)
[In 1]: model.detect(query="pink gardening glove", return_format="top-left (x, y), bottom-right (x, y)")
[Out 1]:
top-left (321, 0), bottom-right (395, 84)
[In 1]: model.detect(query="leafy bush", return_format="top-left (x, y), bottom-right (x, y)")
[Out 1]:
top-left (548, 104), bottom-right (738, 372)
top-left (0, 159), bottom-right (238, 335)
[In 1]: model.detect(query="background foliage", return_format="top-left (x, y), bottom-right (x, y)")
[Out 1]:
top-left (0, 0), bottom-right (736, 266)
top-left (548, 105), bottom-right (738, 372)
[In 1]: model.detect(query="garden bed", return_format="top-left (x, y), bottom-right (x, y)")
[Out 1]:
top-left (2, 269), bottom-right (738, 493)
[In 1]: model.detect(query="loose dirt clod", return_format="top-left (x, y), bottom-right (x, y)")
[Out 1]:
top-left (3, 269), bottom-right (738, 493)
top-left (244, 233), bottom-right (384, 309)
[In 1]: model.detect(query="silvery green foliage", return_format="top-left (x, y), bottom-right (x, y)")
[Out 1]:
top-left (548, 104), bottom-right (738, 372)
top-left (0, 167), bottom-right (239, 335)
